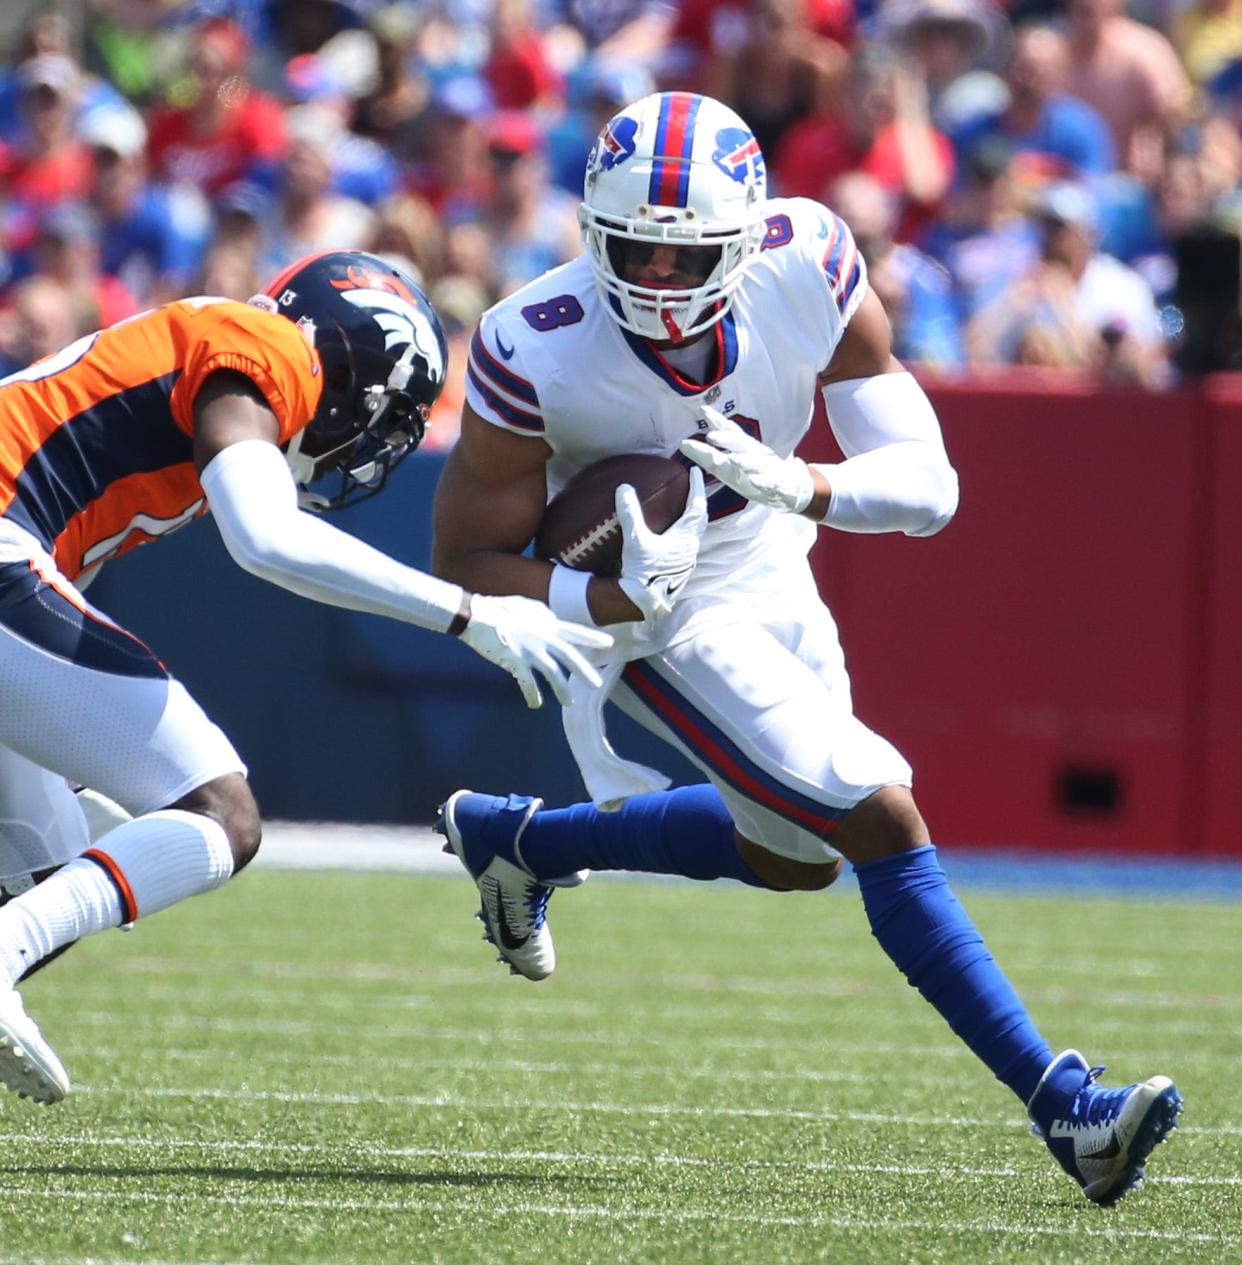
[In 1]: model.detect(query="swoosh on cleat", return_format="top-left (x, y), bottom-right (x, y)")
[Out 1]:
top-left (490, 891), bottom-right (528, 953)
top-left (1081, 1138), bottom-right (1122, 1160)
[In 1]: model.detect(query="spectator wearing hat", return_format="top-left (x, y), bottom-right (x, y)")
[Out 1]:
top-left (1065, 0), bottom-right (1192, 174)
top-left (887, 0), bottom-right (1009, 135)
top-left (457, 110), bottom-right (580, 297)
top-left (549, 0), bottom-right (679, 64)
top-left (147, 18), bottom-right (289, 198)
top-left (950, 25), bottom-right (1117, 184)
top-left (0, 12), bottom-right (128, 146)
top-left (8, 55), bottom-right (94, 209)
top-left (193, 180), bottom-right (273, 302)
top-left (83, 106), bottom-right (211, 307)
top-left (966, 180), bottom-right (1169, 385)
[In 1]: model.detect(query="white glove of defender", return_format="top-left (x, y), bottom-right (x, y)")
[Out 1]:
top-left (616, 466), bottom-right (707, 624)
top-left (460, 593), bottom-right (614, 708)
top-left (679, 405), bottom-right (815, 514)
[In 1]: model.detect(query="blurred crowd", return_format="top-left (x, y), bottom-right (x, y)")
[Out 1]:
top-left (2, 0), bottom-right (1242, 432)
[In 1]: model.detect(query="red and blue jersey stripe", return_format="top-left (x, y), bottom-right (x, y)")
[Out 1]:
top-left (466, 326), bottom-right (545, 434)
top-left (621, 659), bottom-right (850, 839)
top-left (821, 212), bottom-right (864, 314)
top-left (648, 93), bottom-right (702, 209)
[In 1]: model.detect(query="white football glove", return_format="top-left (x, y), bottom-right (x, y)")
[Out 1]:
top-left (679, 405), bottom-right (815, 514)
top-left (460, 594), bottom-right (613, 709)
top-left (616, 466), bottom-right (707, 624)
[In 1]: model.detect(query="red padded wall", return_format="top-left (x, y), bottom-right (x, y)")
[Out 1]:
top-left (1199, 377), bottom-right (1242, 857)
top-left (802, 372), bottom-right (1202, 855)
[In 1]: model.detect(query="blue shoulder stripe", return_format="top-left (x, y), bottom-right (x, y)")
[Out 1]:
top-left (466, 364), bottom-right (544, 433)
top-left (469, 328), bottom-right (539, 407)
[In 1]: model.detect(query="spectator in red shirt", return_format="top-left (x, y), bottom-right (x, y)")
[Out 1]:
top-left (8, 55), bottom-right (93, 209)
top-left (485, 0), bottom-right (565, 110)
top-left (773, 43), bottom-right (955, 238)
top-left (147, 19), bottom-right (288, 198)
top-left (671, 0), bottom-right (853, 92)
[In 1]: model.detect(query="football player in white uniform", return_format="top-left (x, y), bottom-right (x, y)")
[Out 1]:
top-left (431, 93), bottom-right (1181, 1205)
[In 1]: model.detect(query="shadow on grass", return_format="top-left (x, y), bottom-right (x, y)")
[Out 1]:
top-left (13, 1162), bottom-right (606, 1189)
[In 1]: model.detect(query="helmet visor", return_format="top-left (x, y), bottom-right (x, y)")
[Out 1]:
top-left (605, 237), bottom-right (722, 287)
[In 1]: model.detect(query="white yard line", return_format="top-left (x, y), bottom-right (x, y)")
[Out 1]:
top-left (53, 1044), bottom-right (871, 1086)
top-left (57, 1006), bottom-right (1238, 1069)
top-left (0, 1188), bottom-right (1236, 1245)
top-left (43, 1081), bottom-right (1238, 1134)
top-left (85, 953), bottom-right (1242, 1011)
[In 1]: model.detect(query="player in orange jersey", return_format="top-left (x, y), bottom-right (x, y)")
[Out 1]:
top-left (0, 249), bottom-right (611, 1104)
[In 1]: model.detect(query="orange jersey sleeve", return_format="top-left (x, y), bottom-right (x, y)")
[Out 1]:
top-left (1, 297), bottom-right (323, 581)
top-left (169, 298), bottom-right (324, 444)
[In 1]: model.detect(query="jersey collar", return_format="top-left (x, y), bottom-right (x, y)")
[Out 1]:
top-left (612, 300), bottom-right (739, 397)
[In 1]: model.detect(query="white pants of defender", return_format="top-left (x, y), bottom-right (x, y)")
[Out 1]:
top-left (0, 525), bottom-right (245, 884)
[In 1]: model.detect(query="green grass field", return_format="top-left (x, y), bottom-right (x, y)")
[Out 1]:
top-left (1, 862), bottom-right (1238, 1265)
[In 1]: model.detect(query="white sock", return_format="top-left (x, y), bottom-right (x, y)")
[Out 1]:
top-left (0, 809), bottom-right (235, 987)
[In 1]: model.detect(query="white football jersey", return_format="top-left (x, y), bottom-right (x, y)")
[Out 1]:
top-left (465, 196), bottom-right (867, 602)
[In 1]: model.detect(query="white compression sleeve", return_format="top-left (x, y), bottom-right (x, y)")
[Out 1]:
top-left (200, 440), bottom-right (466, 632)
top-left (816, 372), bottom-right (960, 537)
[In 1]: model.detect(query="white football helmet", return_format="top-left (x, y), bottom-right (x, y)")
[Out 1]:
top-left (579, 92), bottom-right (768, 341)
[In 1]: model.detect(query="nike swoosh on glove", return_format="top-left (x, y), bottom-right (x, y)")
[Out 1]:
top-left (461, 594), bottom-right (614, 708)
top-left (616, 466), bottom-right (707, 625)
top-left (679, 405), bottom-right (814, 514)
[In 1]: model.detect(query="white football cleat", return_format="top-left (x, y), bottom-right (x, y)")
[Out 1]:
top-left (435, 789), bottom-right (557, 981)
top-left (0, 988), bottom-right (69, 1104)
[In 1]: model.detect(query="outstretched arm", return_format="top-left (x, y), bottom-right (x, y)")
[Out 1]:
top-left (192, 372), bottom-right (610, 706)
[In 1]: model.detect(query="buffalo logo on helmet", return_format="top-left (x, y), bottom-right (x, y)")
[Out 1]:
top-left (591, 114), bottom-right (638, 173)
top-left (712, 127), bottom-right (764, 185)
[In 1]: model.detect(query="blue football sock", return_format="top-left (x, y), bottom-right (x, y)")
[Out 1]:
top-left (855, 845), bottom-right (1053, 1104)
top-left (519, 784), bottom-right (775, 889)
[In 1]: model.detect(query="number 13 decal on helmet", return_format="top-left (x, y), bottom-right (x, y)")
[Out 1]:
top-left (580, 93), bottom-right (768, 343)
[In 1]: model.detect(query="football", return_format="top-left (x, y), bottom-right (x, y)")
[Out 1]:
top-left (534, 453), bottom-right (691, 578)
